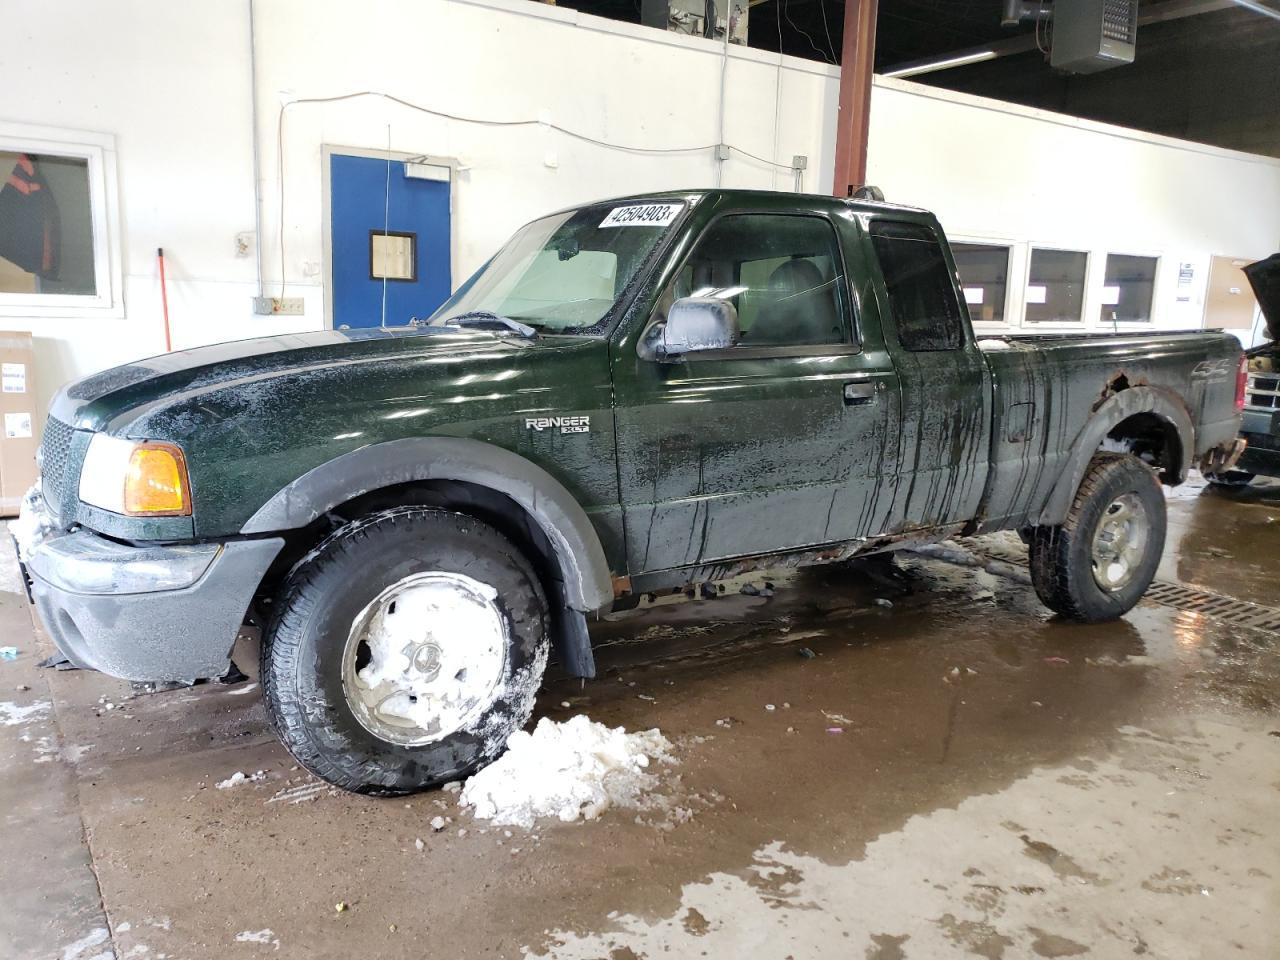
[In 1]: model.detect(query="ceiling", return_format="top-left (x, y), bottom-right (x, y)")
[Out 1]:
top-left (553, 0), bottom-right (1280, 157)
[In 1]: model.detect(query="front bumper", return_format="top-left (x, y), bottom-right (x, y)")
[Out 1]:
top-left (23, 491), bottom-right (283, 682)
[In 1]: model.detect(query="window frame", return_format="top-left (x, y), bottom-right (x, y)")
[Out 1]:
top-left (1023, 245), bottom-right (1091, 326)
top-left (0, 121), bottom-right (122, 318)
top-left (866, 217), bottom-right (971, 353)
top-left (1098, 251), bottom-right (1161, 326)
top-left (646, 209), bottom-right (861, 361)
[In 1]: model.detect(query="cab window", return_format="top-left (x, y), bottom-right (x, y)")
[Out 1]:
top-left (869, 220), bottom-right (966, 352)
top-left (662, 214), bottom-right (851, 348)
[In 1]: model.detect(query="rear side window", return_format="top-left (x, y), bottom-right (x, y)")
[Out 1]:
top-left (869, 221), bottom-right (965, 352)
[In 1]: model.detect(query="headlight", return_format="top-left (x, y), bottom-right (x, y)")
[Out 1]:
top-left (79, 434), bottom-right (192, 517)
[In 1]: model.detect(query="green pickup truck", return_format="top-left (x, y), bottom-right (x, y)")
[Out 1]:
top-left (19, 189), bottom-right (1246, 794)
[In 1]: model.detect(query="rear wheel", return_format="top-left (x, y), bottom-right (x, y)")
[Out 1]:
top-left (261, 507), bottom-right (549, 795)
top-left (1029, 453), bottom-right (1166, 622)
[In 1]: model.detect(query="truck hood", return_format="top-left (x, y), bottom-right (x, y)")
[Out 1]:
top-left (50, 325), bottom-right (576, 432)
top-left (1245, 254), bottom-right (1280, 342)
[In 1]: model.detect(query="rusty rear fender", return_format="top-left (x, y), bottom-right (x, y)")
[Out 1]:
top-left (1036, 385), bottom-right (1194, 526)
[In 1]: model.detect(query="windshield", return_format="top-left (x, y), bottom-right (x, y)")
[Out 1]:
top-left (429, 201), bottom-right (685, 335)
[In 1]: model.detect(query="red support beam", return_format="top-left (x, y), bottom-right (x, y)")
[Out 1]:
top-left (832, 0), bottom-right (879, 197)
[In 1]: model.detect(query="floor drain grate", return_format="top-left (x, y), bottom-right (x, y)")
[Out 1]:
top-left (955, 537), bottom-right (1280, 633)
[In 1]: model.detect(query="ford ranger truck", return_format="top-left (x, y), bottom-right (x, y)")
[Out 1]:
top-left (18, 190), bottom-right (1247, 795)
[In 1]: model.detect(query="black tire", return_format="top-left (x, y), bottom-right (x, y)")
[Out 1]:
top-left (1029, 453), bottom-right (1166, 622)
top-left (1205, 470), bottom-right (1256, 488)
top-left (261, 507), bottom-right (549, 796)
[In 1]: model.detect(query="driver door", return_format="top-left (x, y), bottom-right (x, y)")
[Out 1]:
top-left (611, 210), bottom-right (901, 575)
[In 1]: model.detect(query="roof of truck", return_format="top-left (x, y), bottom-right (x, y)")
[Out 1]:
top-left (543, 188), bottom-right (932, 221)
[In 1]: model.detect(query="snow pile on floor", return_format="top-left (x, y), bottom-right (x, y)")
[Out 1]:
top-left (460, 715), bottom-right (673, 828)
top-left (0, 700), bottom-right (51, 726)
top-left (235, 929), bottom-right (280, 948)
top-left (216, 770), bottom-right (267, 789)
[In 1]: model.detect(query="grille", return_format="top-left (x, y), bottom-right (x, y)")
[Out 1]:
top-left (1245, 373), bottom-right (1280, 411)
top-left (1102, 0), bottom-right (1136, 43)
top-left (955, 537), bottom-right (1280, 633)
top-left (39, 417), bottom-right (74, 514)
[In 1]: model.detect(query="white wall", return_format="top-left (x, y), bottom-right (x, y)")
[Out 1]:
top-left (868, 79), bottom-right (1280, 336)
top-left (1, 0), bottom-right (316, 421)
top-left (3, 0), bottom-right (1279, 418)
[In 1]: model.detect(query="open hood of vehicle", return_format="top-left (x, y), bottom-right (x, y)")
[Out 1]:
top-left (1245, 253), bottom-right (1280, 342)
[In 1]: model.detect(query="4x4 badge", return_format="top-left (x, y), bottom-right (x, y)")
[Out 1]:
top-left (526, 415), bottom-right (590, 434)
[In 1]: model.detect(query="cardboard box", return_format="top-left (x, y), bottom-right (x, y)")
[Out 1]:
top-left (0, 332), bottom-right (38, 517)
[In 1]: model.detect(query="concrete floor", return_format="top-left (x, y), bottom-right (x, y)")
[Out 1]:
top-left (2, 474), bottom-right (1278, 960)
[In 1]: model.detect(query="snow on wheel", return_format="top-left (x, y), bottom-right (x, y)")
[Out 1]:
top-left (343, 571), bottom-right (510, 746)
top-left (261, 507), bottom-right (549, 796)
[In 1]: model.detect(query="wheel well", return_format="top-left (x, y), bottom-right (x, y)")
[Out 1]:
top-left (252, 478), bottom-right (597, 675)
top-left (1102, 412), bottom-right (1183, 485)
top-left (257, 479), bottom-right (571, 611)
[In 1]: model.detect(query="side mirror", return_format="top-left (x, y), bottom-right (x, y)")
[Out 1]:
top-left (659, 297), bottom-right (740, 358)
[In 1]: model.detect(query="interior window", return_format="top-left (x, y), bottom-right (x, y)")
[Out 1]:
top-left (951, 242), bottom-right (1010, 325)
top-left (1100, 254), bottom-right (1157, 324)
top-left (1026, 248), bottom-right (1088, 323)
top-left (662, 213), bottom-right (850, 347)
top-left (869, 221), bottom-right (965, 352)
top-left (0, 151), bottom-right (96, 296)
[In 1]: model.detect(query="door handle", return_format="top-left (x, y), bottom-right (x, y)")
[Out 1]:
top-left (843, 380), bottom-right (877, 405)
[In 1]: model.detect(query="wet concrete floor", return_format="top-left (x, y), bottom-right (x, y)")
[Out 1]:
top-left (2, 473), bottom-right (1278, 959)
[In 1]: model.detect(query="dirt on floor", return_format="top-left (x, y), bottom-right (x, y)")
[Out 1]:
top-left (2, 474), bottom-right (1279, 960)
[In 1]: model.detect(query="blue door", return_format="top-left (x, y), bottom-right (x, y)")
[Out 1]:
top-left (329, 153), bottom-right (451, 328)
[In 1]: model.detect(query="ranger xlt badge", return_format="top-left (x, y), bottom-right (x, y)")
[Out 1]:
top-left (526, 415), bottom-right (590, 434)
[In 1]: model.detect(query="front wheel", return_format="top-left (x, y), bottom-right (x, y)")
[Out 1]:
top-left (261, 507), bottom-right (550, 795)
top-left (1029, 453), bottom-right (1166, 622)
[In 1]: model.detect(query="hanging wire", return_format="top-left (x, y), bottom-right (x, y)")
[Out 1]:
top-left (716, 6), bottom-right (731, 186)
top-left (816, 0), bottom-right (839, 65)
top-left (1034, 0), bottom-right (1050, 56)
top-left (380, 123), bottom-right (391, 330)
top-left (784, 0), bottom-right (834, 64)
top-left (275, 90), bottom-right (794, 295)
top-left (771, 0), bottom-right (784, 190)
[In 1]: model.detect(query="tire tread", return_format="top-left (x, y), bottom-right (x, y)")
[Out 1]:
top-left (1029, 453), bottom-right (1163, 622)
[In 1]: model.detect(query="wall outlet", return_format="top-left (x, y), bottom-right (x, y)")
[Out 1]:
top-left (253, 296), bottom-right (304, 316)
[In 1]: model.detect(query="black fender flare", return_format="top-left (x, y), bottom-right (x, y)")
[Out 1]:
top-left (1037, 385), bottom-right (1193, 526)
top-left (240, 436), bottom-right (614, 613)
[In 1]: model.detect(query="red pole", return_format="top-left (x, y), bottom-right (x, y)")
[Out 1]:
top-left (832, 0), bottom-right (879, 197)
top-left (157, 247), bottom-right (173, 352)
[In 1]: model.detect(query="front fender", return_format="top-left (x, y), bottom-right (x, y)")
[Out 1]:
top-left (1037, 386), bottom-right (1193, 526)
top-left (240, 436), bottom-right (613, 612)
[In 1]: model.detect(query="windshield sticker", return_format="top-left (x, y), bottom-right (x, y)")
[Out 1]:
top-left (599, 204), bottom-right (682, 229)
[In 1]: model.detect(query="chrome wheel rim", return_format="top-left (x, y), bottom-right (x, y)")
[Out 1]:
top-left (341, 571), bottom-right (508, 746)
top-left (1090, 493), bottom-right (1149, 593)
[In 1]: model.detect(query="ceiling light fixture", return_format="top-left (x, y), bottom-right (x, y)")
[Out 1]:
top-left (883, 50), bottom-right (998, 79)
top-left (1230, 0), bottom-right (1280, 21)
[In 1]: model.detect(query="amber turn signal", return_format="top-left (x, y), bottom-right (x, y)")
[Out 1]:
top-left (123, 443), bottom-right (191, 516)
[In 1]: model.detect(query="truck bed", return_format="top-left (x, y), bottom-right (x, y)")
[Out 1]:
top-left (973, 329), bottom-right (1243, 533)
